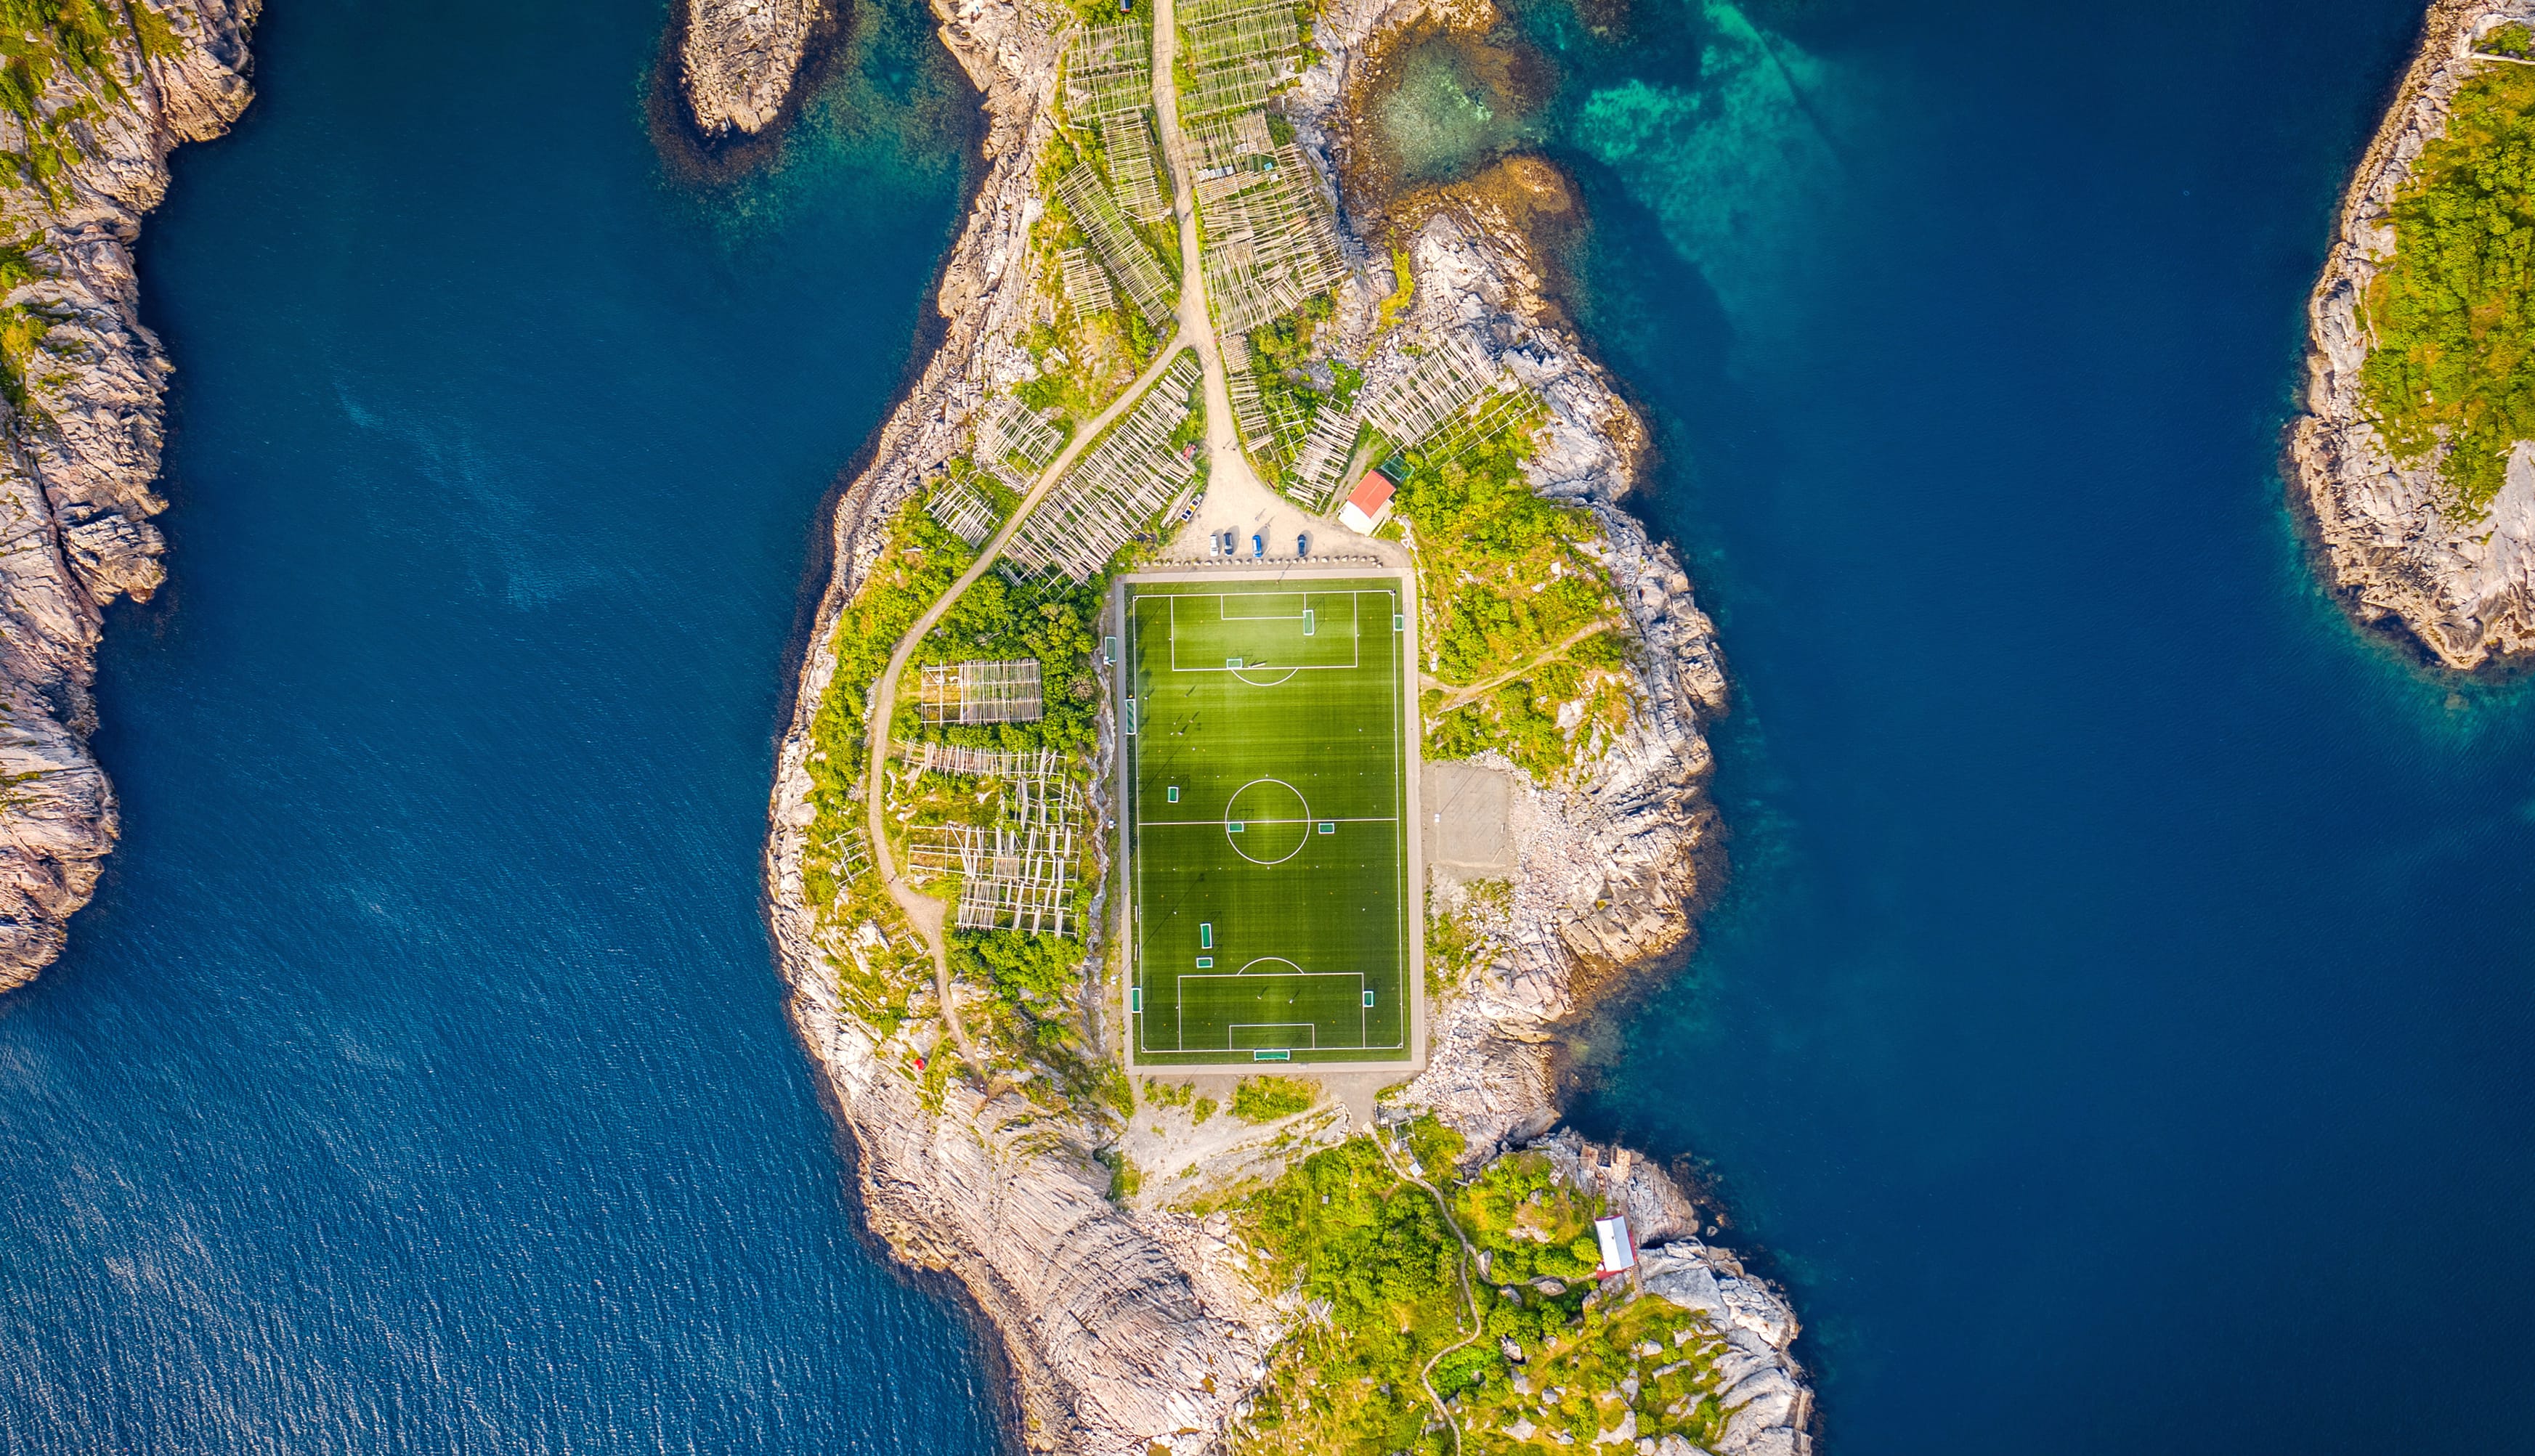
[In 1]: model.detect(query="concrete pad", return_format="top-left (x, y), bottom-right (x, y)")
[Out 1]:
top-left (1424, 759), bottom-right (1523, 881)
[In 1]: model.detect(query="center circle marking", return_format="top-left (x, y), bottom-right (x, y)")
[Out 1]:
top-left (1225, 778), bottom-right (1311, 865)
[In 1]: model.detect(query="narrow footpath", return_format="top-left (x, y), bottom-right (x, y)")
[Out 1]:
top-left (858, 6), bottom-right (1228, 1076)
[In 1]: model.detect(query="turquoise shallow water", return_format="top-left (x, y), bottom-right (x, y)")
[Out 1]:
top-left (7, 0), bottom-right (2533, 1450)
top-left (0, 0), bottom-right (1007, 1448)
top-left (1525, 0), bottom-right (2535, 1449)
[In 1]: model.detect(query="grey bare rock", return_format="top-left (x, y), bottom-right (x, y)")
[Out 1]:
top-left (753, 0), bottom-right (1812, 1448)
top-left (679, 0), bottom-right (822, 139)
top-left (0, 1), bottom-right (259, 991)
top-left (2291, 1), bottom-right (2535, 670)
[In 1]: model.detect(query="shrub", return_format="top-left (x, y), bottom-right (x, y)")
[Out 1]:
top-left (1230, 1074), bottom-right (1318, 1123)
top-left (2358, 60), bottom-right (2535, 516)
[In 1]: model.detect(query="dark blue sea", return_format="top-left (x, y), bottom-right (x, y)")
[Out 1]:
top-left (3, 0), bottom-right (2528, 1451)
top-left (0, 0), bottom-right (1007, 1449)
top-left (1527, 0), bottom-right (2535, 1452)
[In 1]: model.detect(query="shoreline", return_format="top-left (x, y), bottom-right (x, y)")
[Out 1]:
top-left (0, 1), bottom-right (260, 992)
top-left (721, 0), bottom-right (1812, 1447)
top-left (2288, 0), bottom-right (2535, 672)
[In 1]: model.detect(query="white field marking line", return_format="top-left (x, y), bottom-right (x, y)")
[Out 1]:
top-left (1125, 584), bottom-right (1403, 1054)
top-left (1159, 589), bottom-right (1367, 674)
top-left (1157, 968), bottom-right (1400, 1053)
top-left (1133, 816), bottom-right (1396, 826)
top-left (1224, 776), bottom-right (1308, 841)
top-left (1226, 1024), bottom-right (1320, 1049)
top-left (1175, 970), bottom-right (1366, 1050)
top-left (1217, 592), bottom-right (1313, 620)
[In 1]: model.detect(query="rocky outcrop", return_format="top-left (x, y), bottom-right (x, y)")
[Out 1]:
top-left (753, 0), bottom-right (1807, 1449)
top-left (1378, 208), bottom-right (1731, 1157)
top-left (678, 0), bottom-right (823, 139)
top-left (1535, 1133), bottom-right (1812, 1456)
top-left (2291, 0), bottom-right (2535, 670)
top-left (0, 3), bottom-right (259, 991)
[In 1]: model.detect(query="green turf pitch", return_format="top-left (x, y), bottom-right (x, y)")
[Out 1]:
top-left (1121, 578), bottom-right (1412, 1065)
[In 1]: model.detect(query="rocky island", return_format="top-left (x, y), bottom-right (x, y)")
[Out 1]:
top-left (700, 0), bottom-right (1814, 1451)
top-left (2294, 0), bottom-right (2535, 670)
top-left (0, 0), bottom-right (256, 991)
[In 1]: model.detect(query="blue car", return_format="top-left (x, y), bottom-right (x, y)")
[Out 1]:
top-left (1297, 533), bottom-right (1310, 558)
top-left (1251, 533), bottom-right (1265, 558)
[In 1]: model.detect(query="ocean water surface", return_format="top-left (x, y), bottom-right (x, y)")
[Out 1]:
top-left (0, 0), bottom-right (1007, 1449)
top-left (1506, 0), bottom-right (2535, 1451)
top-left (8, 0), bottom-right (2532, 1452)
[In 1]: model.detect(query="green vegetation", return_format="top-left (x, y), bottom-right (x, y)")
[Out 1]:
top-left (950, 930), bottom-right (1090, 1057)
top-left (904, 553), bottom-right (1103, 757)
top-left (1098, 1145), bottom-right (1143, 1200)
top-left (1426, 879), bottom-right (1512, 996)
top-left (2358, 56), bottom-right (2535, 517)
top-left (1021, 143), bottom-right (1159, 423)
top-left (1392, 402), bottom-right (1634, 782)
top-left (796, 506), bottom-right (973, 1030)
top-left (1231, 1074), bottom-right (1319, 1122)
top-left (0, 0), bottom-right (188, 203)
top-left (1373, 246), bottom-right (1416, 335)
top-left (0, 232), bottom-right (57, 420)
top-left (2481, 22), bottom-right (2534, 60)
top-left (1236, 1136), bottom-right (1469, 1455)
top-left (1232, 1132), bottom-right (1743, 1456)
top-left (797, 497), bottom-right (1106, 1075)
top-left (1123, 580), bottom-right (1413, 1065)
top-left (1242, 293), bottom-right (1342, 472)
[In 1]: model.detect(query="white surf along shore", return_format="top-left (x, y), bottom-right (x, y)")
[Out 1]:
top-left (685, 0), bottom-right (1816, 1449)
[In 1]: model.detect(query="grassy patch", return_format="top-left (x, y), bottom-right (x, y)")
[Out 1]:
top-left (1421, 640), bottom-right (1633, 784)
top-left (1373, 245), bottom-right (1416, 335)
top-left (1232, 1074), bottom-right (1319, 1122)
top-left (2358, 57), bottom-right (2535, 517)
top-left (1387, 398), bottom-right (1639, 782)
top-left (1236, 1137), bottom-right (1468, 1455)
top-left (0, 0), bottom-right (198, 203)
top-left (1233, 1130), bottom-right (1745, 1456)
top-left (1426, 879), bottom-right (1512, 996)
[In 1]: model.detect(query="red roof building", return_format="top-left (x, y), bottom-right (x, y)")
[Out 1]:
top-left (1339, 473), bottom-right (1395, 533)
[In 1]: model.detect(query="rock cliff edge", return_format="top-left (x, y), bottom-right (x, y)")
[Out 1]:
top-left (737, 0), bottom-right (1814, 1449)
top-left (0, 1), bottom-right (258, 991)
top-left (2292, 0), bottom-right (2535, 670)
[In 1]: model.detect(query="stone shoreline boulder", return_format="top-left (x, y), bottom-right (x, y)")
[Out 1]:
top-left (678, 0), bottom-right (822, 139)
top-left (0, 0), bottom-right (261, 991)
top-left (2290, 0), bottom-right (2535, 670)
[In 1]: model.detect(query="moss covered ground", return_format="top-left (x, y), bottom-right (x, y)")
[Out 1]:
top-left (1390, 402), bottom-right (1634, 782)
top-left (1230, 1127), bottom-right (1742, 1456)
top-left (2359, 39), bottom-right (2535, 518)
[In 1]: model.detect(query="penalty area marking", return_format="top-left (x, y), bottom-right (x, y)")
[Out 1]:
top-left (1162, 593), bottom-right (1364, 674)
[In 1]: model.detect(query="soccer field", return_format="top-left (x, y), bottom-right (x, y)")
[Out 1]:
top-left (1117, 573), bottom-right (1420, 1067)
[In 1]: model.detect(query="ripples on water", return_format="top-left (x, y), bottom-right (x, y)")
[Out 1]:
top-left (0, 0), bottom-right (1007, 1449)
top-left (1478, 0), bottom-right (2535, 1450)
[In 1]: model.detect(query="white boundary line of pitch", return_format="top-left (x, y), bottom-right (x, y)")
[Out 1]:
top-left (1164, 589), bottom-right (1363, 674)
top-left (1114, 564), bottom-right (1426, 1073)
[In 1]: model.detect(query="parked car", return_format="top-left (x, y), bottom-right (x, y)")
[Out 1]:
top-left (1297, 533), bottom-right (1310, 558)
top-left (1251, 534), bottom-right (1265, 559)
